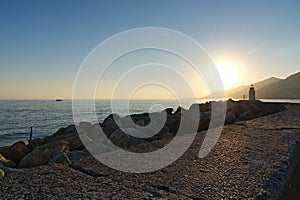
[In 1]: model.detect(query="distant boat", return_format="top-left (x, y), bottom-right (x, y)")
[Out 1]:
top-left (55, 99), bottom-right (63, 101)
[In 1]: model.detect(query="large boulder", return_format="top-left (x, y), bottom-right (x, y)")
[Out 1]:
top-left (225, 111), bottom-right (237, 124)
top-left (48, 150), bottom-right (90, 165)
top-left (85, 141), bottom-right (117, 155)
top-left (143, 126), bottom-right (172, 142)
top-left (174, 106), bottom-right (186, 115)
top-left (61, 134), bottom-right (84, 151)
top-left (239, 109), bottom-right (255, 120)
top-left (41, 125), bottom-right (78, 148)
top-left (76, 124), bottom-right (107, 147)
top-left (164, 108), bottom-right (173, 115)
top-left (0, 153), bottom-right (16, 167)
top-left (135, 119), bottom-right (146, 126)
top-left (108, 127), bottom-right (152, 148)
top-left (225, 100), bottom-right (247, 117)
top-left (199, 102), bottom-right (211, 112)
top-left (43, 124), bottom-right (85, 151)
top-left (109, 129), bottom-right (130, 148)
top-left (18, 140), bottom-right (69, 168)
top-left (150, 112), bottom-right (167, 121)
top-left (119, 115), bottom-right (136, 128)
top-left (129, 113), bottom-right (151, 126)
top-left (79, 122), bottom-right (93, 131)
top-left (231, 100), bottom-right (286, 120)
top-left (101, 114), bottom-right (121, 136)
top-left (165, 117), bottom-right (180, 133)
top-left (198, 111), bottom-right (211, 131)
top-left (0, 141), bottom-right (30, 164)
top-left (48, 125), bottom-right (77, 140)
top-left (122, 128), bottom-right (151, 138)
top-left (29, 138), bottom-right (44, 150)
top-left (48, 153), bottom-right (71, 165)
top-left (258, 102), bottom-right (286, 115)
top-left (177, 117), bottom-right (199, 134)
top-left (67, 150), bottom-right (90, 163)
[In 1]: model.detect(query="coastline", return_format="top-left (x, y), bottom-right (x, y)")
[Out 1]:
top-left (1, 100), bottom-right (300, 198)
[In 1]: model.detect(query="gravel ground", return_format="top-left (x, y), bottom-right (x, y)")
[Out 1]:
top-left (1, 106), bottom-right (300, 199)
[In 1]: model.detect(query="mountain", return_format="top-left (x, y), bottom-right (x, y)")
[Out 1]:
top-left (258, 72), bottom-right (300, 99)
top-left (202, 71), bottom-right (300, 99)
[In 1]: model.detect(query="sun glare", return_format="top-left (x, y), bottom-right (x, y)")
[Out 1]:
top-left (216, 62), bottom-right (239, 89)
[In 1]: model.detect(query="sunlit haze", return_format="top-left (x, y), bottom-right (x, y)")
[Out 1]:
top-left (216, 62), bottom-right (239, 89)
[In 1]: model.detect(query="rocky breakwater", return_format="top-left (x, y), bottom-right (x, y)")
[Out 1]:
top-left (0, 99), bottom-right (286, 176)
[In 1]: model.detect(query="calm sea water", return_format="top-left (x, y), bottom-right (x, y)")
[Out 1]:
top-left (0, 99), bottom-right (299, 146)
top-left (0, 99), bottom-right (194, 146)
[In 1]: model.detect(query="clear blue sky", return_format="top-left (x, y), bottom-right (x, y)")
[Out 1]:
top-left (0, 0), bottom-right (299, 99)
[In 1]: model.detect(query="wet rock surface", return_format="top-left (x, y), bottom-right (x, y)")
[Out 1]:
top-left (0, 101), bottom-right (299, 199)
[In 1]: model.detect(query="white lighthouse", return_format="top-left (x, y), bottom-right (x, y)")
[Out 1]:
top-left (249, 84), bottom-right (255, 100)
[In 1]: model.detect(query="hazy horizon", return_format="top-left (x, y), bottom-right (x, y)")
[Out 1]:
top-left (0, 71), bottom-right (299, 100)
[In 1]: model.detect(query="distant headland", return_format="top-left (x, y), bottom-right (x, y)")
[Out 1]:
top-left (203, 71), bottom-right (300, 99)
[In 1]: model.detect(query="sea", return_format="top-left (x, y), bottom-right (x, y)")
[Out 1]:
top-left (0, 99), bottom-right (194, 146)
top-left (0, 99), bottom-right (299, 146)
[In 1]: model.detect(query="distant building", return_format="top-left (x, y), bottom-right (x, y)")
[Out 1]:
top-left (249, 84), bottom-right (255, 100)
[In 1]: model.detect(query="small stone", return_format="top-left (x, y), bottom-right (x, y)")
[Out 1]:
top-left (0, 169), bottom-right (4, 178)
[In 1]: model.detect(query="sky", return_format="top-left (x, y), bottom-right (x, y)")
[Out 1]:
top-left (0, 0), bottom-right (299, 99)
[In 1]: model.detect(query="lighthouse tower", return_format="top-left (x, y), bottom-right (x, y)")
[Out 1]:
top-left (249, 84), bottom-right (255, 100)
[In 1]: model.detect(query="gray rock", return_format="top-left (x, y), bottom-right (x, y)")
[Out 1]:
top-left (225, 111), bottom-right (237, 124)
top-left (18, 140), bottom-right (69, 168)
top-left (239, 110), bottom-right (255, 120)
top-left (0, 153), bottom-right (16, 167)
top-left (135, 119), bottom-right (146, 126)
top-left (166, 115), bottom-right (181, 133)
top-left (46, 127), bottom-right (84, 151)
top-left (178, 117), bottom-right (199, 134)
top-left (130, 113), bottom-right (151, 125)
top-left (164, 108), bottom-right (173, 115)
top-left (30, 138), bottom-right (44, 149)
top-left (79, 122), bottom-right (93, 131)
top-left (79, 124), bottom-right (107, 145)
top-left (62, 134), bottom-right (84, 151)
top-left (249, 104), bottom-right (261, 114)
top-left (0, 141), bottom-right (30, 164)
top-left (109, 129), bottom-right (130, 148)
top-left (198, 111), bottom-right (211, 131)
top-left (0, 168), bottom-right (4, 178)
top-left (124, 128), bottom-right (152, 138)
top-left (174, 106), bottom-right (185, 115)
top-left (51, 125), bottom-right (77, 138)
top-left (162, 132), bottom-right (174, 138)
top-left (189, 103), bottom-right (200, 112)
top-left (101, 114), bottom-right (120, 136)
top-left (85, 142), bottom-right (116, 155)
top-left (119, 116), bottom-right (135, 128)
top-left (146, 128), bottom-right (175, 142)
top-left (48, 153), bottom-right (71, 165)
top-left (199, 103), bottom-right (212, 112)
top-left (67, 150), bottom-right (90, 163)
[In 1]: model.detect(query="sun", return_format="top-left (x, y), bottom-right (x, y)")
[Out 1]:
top-left (216, 62), bottom-right (239, 89)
